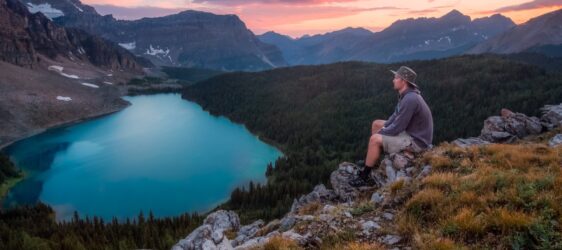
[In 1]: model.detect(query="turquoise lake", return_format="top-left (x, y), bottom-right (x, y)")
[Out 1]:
top-left (2, 93), bottom-right (282, 221)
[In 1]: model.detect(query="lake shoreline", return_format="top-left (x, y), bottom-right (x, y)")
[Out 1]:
top-left (0, 171), bottom-right (26, 201)
top-left (0, 100), bottom-right (131, 207)
top-left (0, 86), bottom-right (186, 151)
top-left (2, 93), bottom-right (283, 221)
top-left (0, 104), bottom-right (131, 151)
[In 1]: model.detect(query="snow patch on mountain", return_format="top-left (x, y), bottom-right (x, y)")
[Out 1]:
top-left (48, 65), bottom-right (80, 79)
top-left (56, 96), bottom-right (72, 101)
top-left (145, 45), bottom-right (170, 56)
top-left (26, 3), bottom-right (64, 20)
top-left (119, 42), bottom-right (136, 50)
top-left (81, 83), bottom-right (99, 88)
top-left (72, 3), bottom-right (83, 12)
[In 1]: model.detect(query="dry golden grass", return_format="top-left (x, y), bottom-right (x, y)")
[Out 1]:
top-left (258, 236), bottom-right (303, 250)
top-left (397, 142), bottom-right (562, 249)
top-left (404, 188), bottom-right (445, 224)
top-left (224, 229), bottom-right (237, 240)
top-left (254, 219), bottom-right (280, 237)
top-left (426, 154), bottom-right (455, 171)
top-left (297, 201), bottom-right (321, 215)
top-left (338, 242), bottom-right (385, 250)
top-left (390, 179), bottom-right (406, 193)
top-left (487, 207), bottom-right (534, 232)
top-left (480, 144), bottom-right (560, 171)
top-left (412, 233), bottom-right (465, 250)
top-left (447, 207), bottom-right (486, 236)
top-left (422, 172), bottom-right (459, 191)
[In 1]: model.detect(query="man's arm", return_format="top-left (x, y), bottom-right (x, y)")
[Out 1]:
top-left (378, 95), bottom-right (418, 136)
top-left (384, 108), bottom-right (398, 127)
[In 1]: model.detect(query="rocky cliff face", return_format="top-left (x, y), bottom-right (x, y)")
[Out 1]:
top-left (0, 0), bottom-right (37, 67)
top-left (64, 28), bottom-right (150, 71)
top-left (172, 103), bottom-right (562, 249)
top-left (1, 0), bottom-right (146, 71)
top-left (24, 0), bottom-right (287, 71)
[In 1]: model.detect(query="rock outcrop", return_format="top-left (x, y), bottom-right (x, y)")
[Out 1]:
top-left (173, 103), bottom-right (562, 250)
top-left (173, 149), bottom-right (428, 249)
top-left (172, 210), bottom-right (240, 250)
top-left (453, 105), bottom-right (562, 147)
top-left (1, 0), bottom-right (38, 67)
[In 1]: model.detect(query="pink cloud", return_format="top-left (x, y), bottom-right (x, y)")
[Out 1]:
top-left (493, 0), bottom-right (562, 12)
top-left (192, 0), bottom-right (358, 6)
top-left (236, 5), bottom-right (391, 30)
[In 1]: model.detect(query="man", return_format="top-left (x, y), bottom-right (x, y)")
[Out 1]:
top-left (349, 66), bottom-right (433, 187)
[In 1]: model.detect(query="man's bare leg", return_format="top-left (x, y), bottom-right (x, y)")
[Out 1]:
top-left (365, 134), bottom-right (383, 167)
top-left (371, 120), bottom-right (386, 135)
top-left (350, 133), bottom-right (383, 187)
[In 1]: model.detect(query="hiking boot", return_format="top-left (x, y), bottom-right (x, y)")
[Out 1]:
top-left (349, 175), bottom-right (376, 187)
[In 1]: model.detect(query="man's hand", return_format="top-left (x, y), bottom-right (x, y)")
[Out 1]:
top-left (371, 120), bottom-right (386, 135)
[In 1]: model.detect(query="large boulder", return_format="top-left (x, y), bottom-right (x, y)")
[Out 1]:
top-left (289, 184), bottom-right (337, 214)
top-left (541, 104), bottom-right (562, 130)
top-left (172, 210), bottom-right (240, 250)
top-left (452, 137), bottom-right (490, 147)
top-left (231, 220), bottom-right (264, 247)
top-left (549, 134), bottom-right (562, 147)
top-left (330, 162), bottom-right (370, 202)
top-left (330, 150), bottom-right (426, 202)
top-left (480, 109), bottom-right (542, 143)
top-left (454, 106), bottom-right (561, 147)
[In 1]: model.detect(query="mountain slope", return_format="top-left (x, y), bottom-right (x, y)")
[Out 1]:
top-left (469, 8), bottom-right (562, 54)
top-left (349, 10), bottom-right (515, 62)
top-left (23, 0), bottom-right (287, 71)
top-left (258, 27), bottom-right (374, 65)
top-left (0, 0), bottom-right (146, 147)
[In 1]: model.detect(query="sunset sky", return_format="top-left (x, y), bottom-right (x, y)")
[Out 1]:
top-left (84, 0), bottom-right (562, 38)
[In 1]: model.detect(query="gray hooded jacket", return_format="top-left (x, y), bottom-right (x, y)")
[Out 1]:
top-left (378, 88), bottom-right (433, 148)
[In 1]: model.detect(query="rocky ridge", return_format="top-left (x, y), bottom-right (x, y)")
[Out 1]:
top-left (173, 102), bottom-right (562, 249)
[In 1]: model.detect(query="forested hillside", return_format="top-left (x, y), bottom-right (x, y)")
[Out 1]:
top-left (182, 55), bottom-right (562, 222)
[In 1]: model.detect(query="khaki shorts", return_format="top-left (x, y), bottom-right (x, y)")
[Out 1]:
top-left (381, 132), bottom-right (421, 154)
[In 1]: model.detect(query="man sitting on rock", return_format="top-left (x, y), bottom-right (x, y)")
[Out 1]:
top-left (349, 66), bottom-right (434, 187)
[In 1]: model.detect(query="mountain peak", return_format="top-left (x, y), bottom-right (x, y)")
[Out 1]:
top-left (318, 27), bottom-right (374, 38)
top-left (441, 9), bottom-right (470, 21)
top-left (259, 31), bottom-right (294, 40)
top-left (443, 9), bottom-right (464, 17)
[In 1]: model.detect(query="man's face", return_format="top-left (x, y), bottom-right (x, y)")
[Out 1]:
top-left (392, 75), bottom-right (406, 90)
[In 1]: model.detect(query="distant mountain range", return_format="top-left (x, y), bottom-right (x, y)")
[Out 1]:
top-left (259, 27), bottom-right (375, 65)
top-left (22, 0), bottom-right (287, 71)
top-left (260, 9), bottom-right (562, 66)
top-left (259, 10), bottom-right (518, 65)
top-left (11, 0), bottom-right (562, 70)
